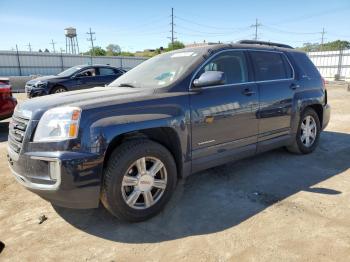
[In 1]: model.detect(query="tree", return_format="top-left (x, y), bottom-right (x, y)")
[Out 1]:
top-left (84, 46), bottom-right (106, 56)
top-left (167, 41), bottom-right (185, 51)
top-left (297, 40), bottom-right (350, 52)
top-left (106, 44), bottom-right (121, 56)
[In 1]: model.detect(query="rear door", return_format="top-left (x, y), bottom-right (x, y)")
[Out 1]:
top-left (96, 67), bottom-right (122, 86)
top-left (190, 50), bottom-right (259, 162)
top-left (249, 50), bottom-right (296, 142)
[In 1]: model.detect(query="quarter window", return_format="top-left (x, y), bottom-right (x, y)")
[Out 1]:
top-left (198, 51), bottom-right (249, 85)
top-left (250, 51), bottom-right (292, 81)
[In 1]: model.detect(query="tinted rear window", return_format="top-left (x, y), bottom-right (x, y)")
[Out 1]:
top-left (250, 51), bottom-right (293, 81)
top-left (291, 52), bottom-right (320, 79)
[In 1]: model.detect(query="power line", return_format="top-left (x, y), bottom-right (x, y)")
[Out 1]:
top-left (263, 25), bottom-right (321, 35)
top-left (50, 39), bottom-right (57, 53)
top-left (251, 18), bottom-right (261, 40)
top-left (176, 24), bottom-right (249, 35)
top-left (175, 15), bottom-right (248, 30)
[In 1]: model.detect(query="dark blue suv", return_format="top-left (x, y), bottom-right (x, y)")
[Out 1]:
top-left (8, 41), bottom-right (330, 222)
top-left (25, 64), bottom-right (124, 97)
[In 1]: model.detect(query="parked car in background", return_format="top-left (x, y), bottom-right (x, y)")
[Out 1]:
top-left (8, 41), bottom-right (330, 222)
top-left (0, 78), bottom-right (17, 120)
top-left (25, 65), bottom-right (125, 98)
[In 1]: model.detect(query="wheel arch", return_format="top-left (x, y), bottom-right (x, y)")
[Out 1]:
top-left (50, 84), bottom-right (67, 94)
top-left (103, 127), bottom-right (184, 179)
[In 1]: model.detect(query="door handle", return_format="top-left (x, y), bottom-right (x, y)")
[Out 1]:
top-left (290, 83), bottom-right (300, 90)
top-left (242, 88), bottom-right (255, 96)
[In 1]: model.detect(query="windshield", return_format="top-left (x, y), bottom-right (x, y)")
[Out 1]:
top-left (109, 50), bottom-right (203, 89)
top-left (57, 66), bottom-right (83, 77)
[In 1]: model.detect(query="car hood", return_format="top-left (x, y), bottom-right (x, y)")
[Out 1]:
top-left (26, 75), bottom-right (64, 84)
top-left (16, 86), bottom-right (154, 120)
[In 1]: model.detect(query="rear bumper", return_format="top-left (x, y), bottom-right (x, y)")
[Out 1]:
top-left (322, 104), bottom-right (331, 130)
top-left (7, 149), bottom-right (103, 209)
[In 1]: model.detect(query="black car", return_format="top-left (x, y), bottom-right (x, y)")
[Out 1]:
top-left (25, 65), bottom-right (124, 97)
top-left (8, 41), bottom-right (330, 222)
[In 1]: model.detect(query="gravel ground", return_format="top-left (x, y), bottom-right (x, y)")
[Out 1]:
top-left (0, 84), bottom-right (350, 261)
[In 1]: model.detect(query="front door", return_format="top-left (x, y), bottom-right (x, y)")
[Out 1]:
top-left (190, 50), bottom-right (259, 163)
top-left (73, 67), bottom-right (98, 90)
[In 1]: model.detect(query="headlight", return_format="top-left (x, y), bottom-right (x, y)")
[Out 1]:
top-left (35, 81), bottom-right (48, 88)
top-left (33, 107), bottom-right (81, 142)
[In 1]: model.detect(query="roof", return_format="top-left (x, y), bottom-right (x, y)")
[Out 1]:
top-left (73, 64), bottom-right (120, 68)
top-left (179, 41), bottom-right (304, 55)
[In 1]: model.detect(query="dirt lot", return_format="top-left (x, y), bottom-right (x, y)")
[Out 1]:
top-left (1, 84), bottom-right (350, 261)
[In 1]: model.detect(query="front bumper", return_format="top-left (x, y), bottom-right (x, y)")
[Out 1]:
top-left (7, 149), bottom-right (103, 209)
top-left (25, 85), bottom-right (48, 98)
top-left (322, 104), bottom-right (331, 130)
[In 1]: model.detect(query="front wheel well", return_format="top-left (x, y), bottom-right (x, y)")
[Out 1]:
top-left (103, 127), bottom-right (183, 178)
top-left (50, 85), bottom-right (67, 93)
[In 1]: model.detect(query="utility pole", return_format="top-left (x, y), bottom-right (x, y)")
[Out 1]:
top-left (320, 27), bottom-right (326, 51)
top-left (50, 39), bottom-right (57, 53)
top-left (15, 44), bottom-right (22, 76)
top-left (86, 28), bottom-right (95, 64)
top-left (251, 18), bottom-right (261, 41)
top-left (26, 43), bottom-right (32, 52)
top-left (168, 8), bottom-right (176, 48)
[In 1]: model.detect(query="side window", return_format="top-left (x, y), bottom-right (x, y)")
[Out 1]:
top-left (250, 51), bottom-right (291, 81)
top-left (198, 51), bottom-right (248, 85)
top-left (77, 68), bottom-right (96, 77)
top-left (99, 67), bottom-right (116, 76)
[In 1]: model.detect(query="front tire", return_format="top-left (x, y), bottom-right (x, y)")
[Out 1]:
top-left (287, 108), bottom-right (321, 154)
top-left (101, 139), bottom-right (177, 222)
top-left (50, 86), bottom-right (67, 94)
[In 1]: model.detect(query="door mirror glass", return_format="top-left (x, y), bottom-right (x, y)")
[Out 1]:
top-left (193, 71), bottom-right (225, 88)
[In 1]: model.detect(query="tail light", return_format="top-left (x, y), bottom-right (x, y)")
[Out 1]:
top-left (0, 81), bottom-right (12, 97)
top-left (321, 78), bottom-right (327, 105)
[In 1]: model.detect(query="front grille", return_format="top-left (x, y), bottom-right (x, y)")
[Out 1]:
top-left (8, 114), bottom-right (30, 154)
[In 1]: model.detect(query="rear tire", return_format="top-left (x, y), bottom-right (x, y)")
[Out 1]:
top-left (101, 139), bottom-right (177, 222)
top-left (287, 108), bottom-right (321, 154)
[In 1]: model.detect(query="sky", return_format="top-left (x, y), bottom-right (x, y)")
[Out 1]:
top-left (0, 0), bottom-right (349, 53)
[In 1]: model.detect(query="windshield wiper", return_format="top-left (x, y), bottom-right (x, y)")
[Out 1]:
top-left (118, 83), bottom-right (137, 88)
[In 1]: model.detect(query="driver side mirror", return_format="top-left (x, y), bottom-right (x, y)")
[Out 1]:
top-left (193, 71), bottom-right (225, 88)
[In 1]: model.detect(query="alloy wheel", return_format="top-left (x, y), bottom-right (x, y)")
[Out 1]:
top-left (300, 115), bottom-right (317, 147)
top-left (121, 156), bottom-right (167, 210)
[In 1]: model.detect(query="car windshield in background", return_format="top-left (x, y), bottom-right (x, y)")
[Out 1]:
top-left (109, 51), bottom-right (202, 89)
top-left (57, 66), bottom-right (82, 77)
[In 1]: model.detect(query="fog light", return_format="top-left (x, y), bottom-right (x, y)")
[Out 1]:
top-left (49, 161), bottom-right (60, 180)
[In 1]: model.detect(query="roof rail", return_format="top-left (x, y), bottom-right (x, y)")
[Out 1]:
top-left (237, 40), bottom-right (293, 49)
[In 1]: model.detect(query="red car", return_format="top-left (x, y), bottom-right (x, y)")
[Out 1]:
top-left (0, 78), bottom-right (17, 120)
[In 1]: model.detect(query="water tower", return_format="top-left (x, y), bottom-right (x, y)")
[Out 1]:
top-left (65, 27), bottom-right (80, 54)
